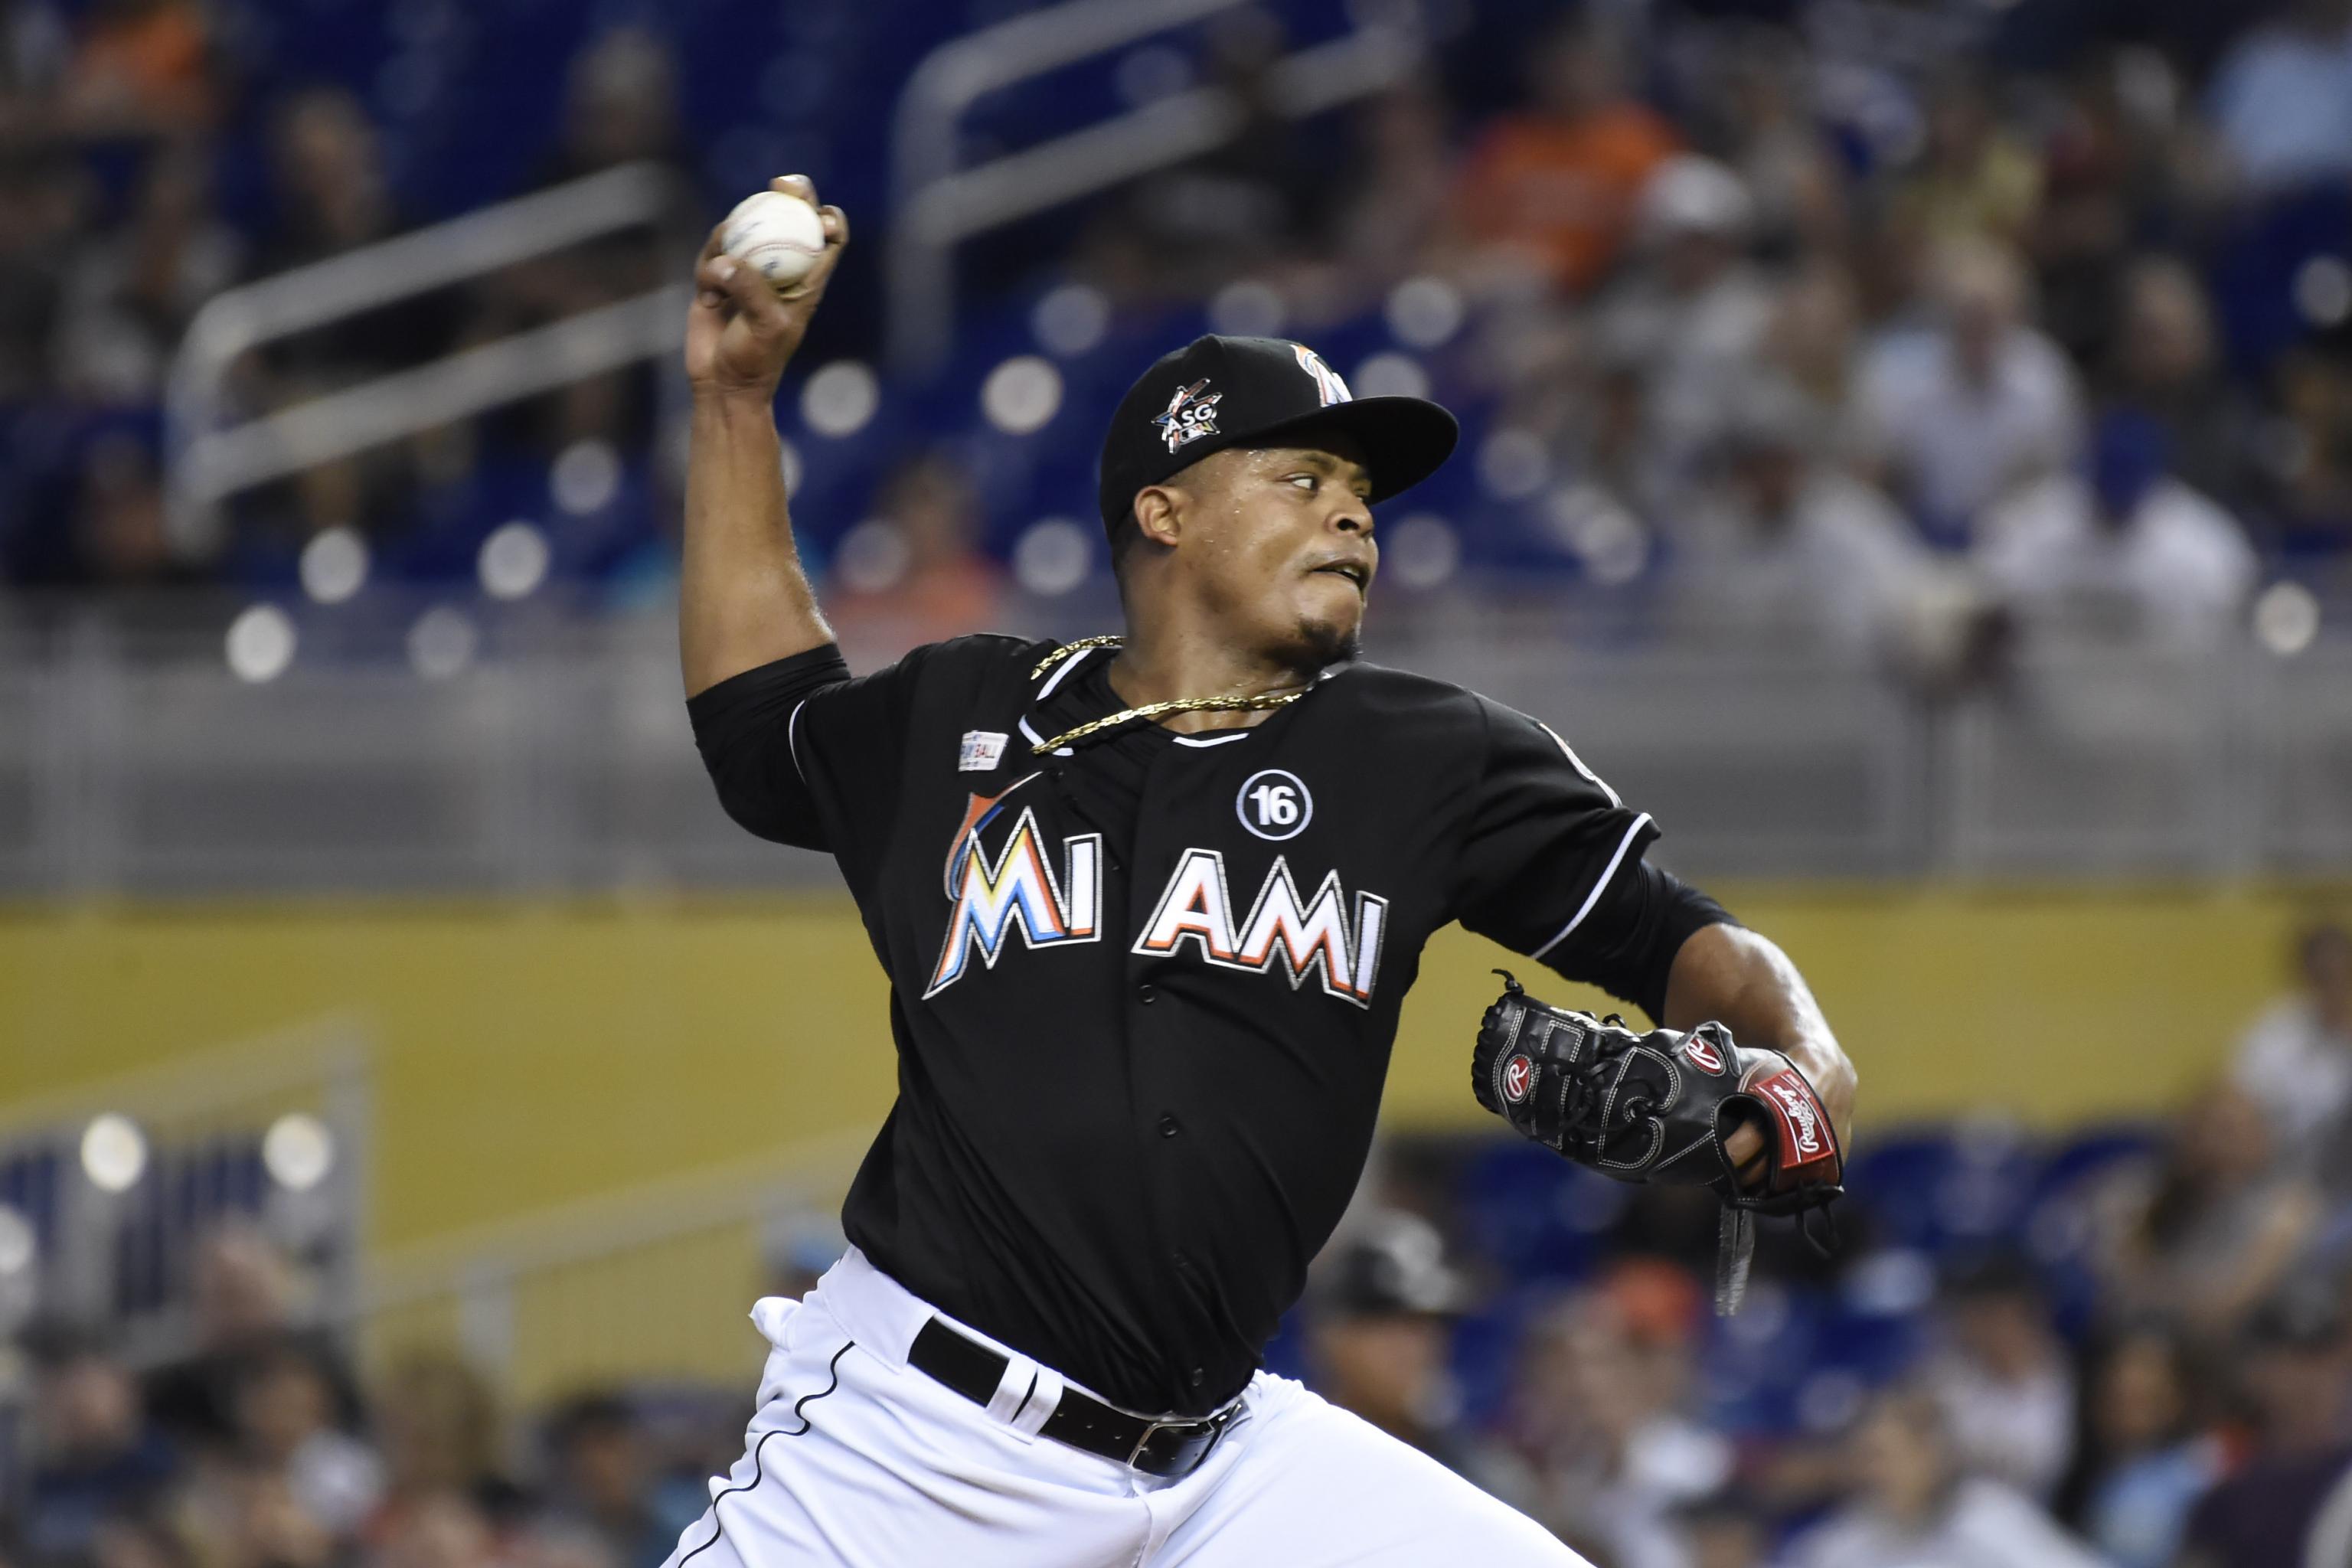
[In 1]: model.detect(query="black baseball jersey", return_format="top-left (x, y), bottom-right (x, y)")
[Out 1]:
top-left (689, 635), bottom-right (1726, 1415)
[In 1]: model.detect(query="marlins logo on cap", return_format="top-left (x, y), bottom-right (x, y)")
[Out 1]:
top-left (1152, 379), bottom-right (1223, 452)
top-left (1292, 344), bottom-right (1351, 407)
top-left (1097, 335), bottom-right (1459, 539)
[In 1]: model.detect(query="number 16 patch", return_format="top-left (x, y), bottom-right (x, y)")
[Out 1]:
top-left (1236, 769), bottom-right (1313, 841)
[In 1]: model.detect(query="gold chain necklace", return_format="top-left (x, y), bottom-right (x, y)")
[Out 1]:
top-left (1027, 637), bottom-right (1307, 755)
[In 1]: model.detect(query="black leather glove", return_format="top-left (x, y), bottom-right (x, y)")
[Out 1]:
top-left (1472, 970), bottom-right (1844, 1310)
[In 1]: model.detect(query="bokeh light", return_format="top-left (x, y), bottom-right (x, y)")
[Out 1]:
top-left (263, 1112), bottom-right (337, 1191)
top-left (802, 361), bottom-right (879, 438)
top-left (299, 527), bottom-right (369, 605)
top-left (225, 606), bottom-right (297, 684)
top-left (479, 521), bottom-right (551, 600)
top-left (982, 356), bottom-right (1063, 435)
top-left (80, 1114), bottom-right (147, 1194)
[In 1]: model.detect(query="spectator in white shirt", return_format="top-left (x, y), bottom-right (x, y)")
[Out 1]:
top-left (1791, 1387), bottom-right (2107, 1568)
top-left (1590, 155), bottom-right (1778, 504)
top-left (1924, 1255), bottom-right (2078, 1503)
top-left (1504, 1274), bottom-right (1733, 1568)
top-left (2092, 1081), bottom-right (2321, 1336)
top-left (1977, 408), bottom-right (2259, 650)
top-left (234, 1338), bottom-right (384, 1539)
top-left (1673, 378), bottom-right (1982, 675)
top-left (1857, 239), bottom-right (2083, 545)
top-left (2205, 0), bottom-right (2352, 194)
top-left (2231, 921), bottom-right (2352, 1182)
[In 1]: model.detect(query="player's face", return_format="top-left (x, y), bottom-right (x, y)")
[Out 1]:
top-left (1172, 439), bottom-right (1377, 673)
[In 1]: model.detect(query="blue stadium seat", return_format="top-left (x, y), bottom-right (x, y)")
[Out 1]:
top-left (1699, 1282), bottom-right (1832, 1434)
top-left (1454, 1140), bottom-right (1625, 1284)
top-left (1843, 1121), bottom-right (2044, 1259)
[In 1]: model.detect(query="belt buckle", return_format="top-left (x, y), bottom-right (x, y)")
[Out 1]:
top-left (1125, 1417), bottom-right (1189, 1471)
top-left (1126, 1405), bottom-right (1232, 1477)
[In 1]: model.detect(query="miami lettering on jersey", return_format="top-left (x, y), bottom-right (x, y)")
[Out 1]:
top-left (925, 782), bottom-right (1100, 998)
top-left (1135, 849), bottom-right (1387, 1008)
top-left (922, 782), bottom-right (1388, 1008)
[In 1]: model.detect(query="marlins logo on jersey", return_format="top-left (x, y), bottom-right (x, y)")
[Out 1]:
top-left (1135, 850), bottom-right (1387, 1008)
top-left (925, 779), bottom-right (1100, 998)
top-left (923, 775), bottom-right (1389, 1008)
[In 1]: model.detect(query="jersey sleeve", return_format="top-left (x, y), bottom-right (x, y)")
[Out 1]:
top-left (687, 642), bottom-right (933, 870)
top-left (1452, 698), bottom-right (1729, 1018)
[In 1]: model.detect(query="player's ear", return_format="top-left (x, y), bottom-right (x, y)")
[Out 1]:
top-left (1132, 484), bottom-right (1183, 550)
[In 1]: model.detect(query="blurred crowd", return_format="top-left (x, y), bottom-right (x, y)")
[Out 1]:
top-left (5, 919), bottom-right (2350, 1568)
top-left (1299, 917), bottom-right (2352, 1567)
top-left (0, 0), bottom-right (2347, 668)
top-left (1078, 0), bottom-right (2352, 671)
top-left (0, 0), bottom-right (695, 599)
top-left (3, 1221), bottom-right (730, 1568)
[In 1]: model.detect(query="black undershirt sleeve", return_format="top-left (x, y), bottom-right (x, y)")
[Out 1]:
top-left (1543, 861), bottom-right (1736, 1023)
top-left (685, 643), bottom-right (856, 851)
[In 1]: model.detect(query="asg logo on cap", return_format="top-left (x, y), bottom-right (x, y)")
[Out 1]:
top-left (1153, 378), bottom-right (1223, 452)
top-left (1292, 344), bottom-right (1351, 407)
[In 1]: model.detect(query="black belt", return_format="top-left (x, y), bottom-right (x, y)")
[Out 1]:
top-left (907, 1317), bottom-right (1240, 1478)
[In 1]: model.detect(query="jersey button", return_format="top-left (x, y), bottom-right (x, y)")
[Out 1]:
top-left (1188, 1367), bottom-right (1206, 1389)
top-left (1158, 1113), bottom-right (1180, 1138)
top-left (1137, 982), bottom-right (1156, 1004)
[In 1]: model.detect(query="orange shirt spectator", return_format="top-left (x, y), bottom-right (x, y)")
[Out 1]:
top-left (828, 453), bottom-right (1004, 649)
top-left (62, 0), bottom-right (217, 135)
top-left (1458, 105), bottom-right (1681, 295)
top-left (1455, 21), bottom-right (1681, 296)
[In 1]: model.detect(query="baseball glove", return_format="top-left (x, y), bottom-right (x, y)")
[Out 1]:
top-left (1472, 971), bottom-right (1844, 1312)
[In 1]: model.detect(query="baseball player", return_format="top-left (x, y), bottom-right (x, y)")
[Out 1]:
top-left (672, 176), bottom-right (1857, 1566)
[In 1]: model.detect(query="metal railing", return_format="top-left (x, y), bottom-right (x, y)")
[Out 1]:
top-left (887, 0), bottom-right (1423, 367)
top-left (165, 162), bottom-right (688, 554)
top-left (353, 1133), bottom-right (867, 1405)
top-left (0, 1014), bottom-right (371, 1364)
top-left (2, 593), bottom-right (2349, 893)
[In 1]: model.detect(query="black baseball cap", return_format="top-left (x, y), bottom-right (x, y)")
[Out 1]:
top-left (1096, 334), bottom-right (1459, 539)
top-left (1311, 1210), bottom-right (1471, 1319)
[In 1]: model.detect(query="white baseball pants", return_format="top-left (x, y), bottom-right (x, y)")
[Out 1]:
top-left (659, 1247), bottom-right (1583, 1568)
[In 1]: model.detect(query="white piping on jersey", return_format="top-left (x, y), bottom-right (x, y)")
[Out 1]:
top-left (1017, 715), bottom-right (1073, 757)
top-left (1171, 731), bottom-right (1251, 748)
top-left (1537, 720), bottom-right (1621, 808)
top-left (1032, 642), bottom-right (1103, 702)
top-left (1529, 812), bottom-right (1653, 962)
top-left (787, 698), bottom-right (811, 782)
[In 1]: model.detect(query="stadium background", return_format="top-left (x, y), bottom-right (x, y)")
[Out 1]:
top-left (3, 0), bottom-right (2352, 1565)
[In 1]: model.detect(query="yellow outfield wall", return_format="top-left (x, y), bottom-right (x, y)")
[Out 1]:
top-left (0, 885), bottom-right (2340, 1252)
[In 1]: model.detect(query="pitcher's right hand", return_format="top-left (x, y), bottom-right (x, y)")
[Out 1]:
top-left (686, 175), bottom-right (848, 399)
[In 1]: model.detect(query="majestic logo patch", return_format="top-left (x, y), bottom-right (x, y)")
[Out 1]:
top-left (1291, 344), bottom-right (1351, 407)
top-left (1236, 769), bottom-right (1312, 841)
top-left (1153, 379), bottom-right (1223, 452)
top-left (958, 730), bottom-right (1008, 772)
top-left (925, 779), bottom-right (1101, 998)
top-left (1134, 850), bottom-right (1388, 1008)
top-left (1681, 1035), bottom-right (1725, 1075)
top-left (1502, 1054), bottom-right (1535, 1104)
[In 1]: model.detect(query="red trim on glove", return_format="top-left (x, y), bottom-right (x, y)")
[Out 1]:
top-left (1752, 1067), bottom-right (1838, 1181)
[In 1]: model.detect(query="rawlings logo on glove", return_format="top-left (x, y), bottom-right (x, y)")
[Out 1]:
top-left (1471, 971), bottom-right (1844, 1312)
top-left (1501, 1053), bottom-right (1535, 1103)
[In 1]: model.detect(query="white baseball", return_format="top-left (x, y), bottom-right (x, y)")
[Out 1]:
top-left (720, 190), bottom-right (826, 293)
